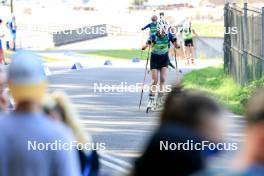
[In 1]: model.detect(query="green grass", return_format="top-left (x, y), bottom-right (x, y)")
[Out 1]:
top-left (182, 66), bottom-right (244, 114)
top-left (83, 49), bottom-right (149, 60)
top-left (192, 22), bottom-right (224, 38)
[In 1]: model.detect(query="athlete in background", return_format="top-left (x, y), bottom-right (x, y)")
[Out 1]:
top-left (180, 21), bottom-right (197, 65)
top-left (7, 15), bottom-right (17, 51)
top-left (141, 15), bottom-right (158, 36)
top-left (0, 19), bottom-right (5, 64)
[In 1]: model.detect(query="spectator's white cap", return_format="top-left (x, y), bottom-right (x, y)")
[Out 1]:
top-left (8, 51), bottom-right (47, 103)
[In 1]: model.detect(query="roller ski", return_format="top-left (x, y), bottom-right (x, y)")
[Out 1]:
top-left (146, 93), bottom-right (164, 113)
top-left (146, 94), bottom-right (155, 113)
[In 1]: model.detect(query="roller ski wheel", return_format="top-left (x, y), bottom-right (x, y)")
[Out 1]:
top-left (146, 95), bottom-right (155, 113)
top-left (155, 93), bottom-right (165, 111)
top-left (146, 94), bottom-right (164, 113)
top-left (150, 105), bottom-right (163, 112)
top-left (146, 107), bottom-right (151, 113)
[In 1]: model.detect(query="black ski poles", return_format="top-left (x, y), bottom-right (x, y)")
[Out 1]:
top-left (139, 31), bottom-right (145, 61)
top-left (174, 48), bottom-right (179, 72)
top-left (139, 46), bottom-right (151, 110)
top-left (174, 47), bottom-right (182, 82)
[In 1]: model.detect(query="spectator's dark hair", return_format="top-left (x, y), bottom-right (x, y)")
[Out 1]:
top-left (246, 87), bottom-right (264, 125)
top-left (161, 85), bottom-right (220, 130)
top-left (0, 19), bottom-right (2, 24)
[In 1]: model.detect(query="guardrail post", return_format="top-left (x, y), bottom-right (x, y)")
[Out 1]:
top-left (242, 3), bottom-right (248, 85)
top-left (224, 3), bottom-right (229, 73)
top-left (261, 7), bottom-right (264, 73)
top-left (223, 3), bottom-right (231, 74)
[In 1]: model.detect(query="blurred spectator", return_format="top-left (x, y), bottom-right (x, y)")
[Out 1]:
top-left (43, 91), bottom-right (100, 176)
top-left (132, 86), bottom-right (222, 176)
top-left (7, 15), bottom-right (16, 51)
top-left (199, 88), bottom-right (264, 175)
top-left (0, 65), bottom-right (8, 112)
top-left (0, 19), bottom-right (5, 64)
top-left (5, 21), bottom-right (10, 50)
top-left (0, 52), bottom-right (81, 176)
top-left (230, 88), bottom-right (264, 175)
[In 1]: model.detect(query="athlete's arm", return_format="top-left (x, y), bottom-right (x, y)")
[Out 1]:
top-left (169, 33), bottom-right (180, 48)
top-left (141, 23), bottom-right (151, 31)
top-left (142, 40), bottom-right (151, 50)
top-left (142, 45), bottom-right (149, 50)
top-left (172, 40), bottom-right (180, 49)
top-left (142, 34), bottom-right (155, 50)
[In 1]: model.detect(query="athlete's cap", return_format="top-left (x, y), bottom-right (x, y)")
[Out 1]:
top-left (8, 51), bottom-right (47, 103)
top-left (151, 15), bottom-right (158, 21)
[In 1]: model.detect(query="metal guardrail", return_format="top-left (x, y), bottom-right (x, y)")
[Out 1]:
top-left (16, 23), bottom-right (109, 47)
top-left (53, 24), bottom-right (108, 46)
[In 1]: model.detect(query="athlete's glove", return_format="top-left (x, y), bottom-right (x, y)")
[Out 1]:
top-left (147, 40), bottom-right (152, 45)
top-left (142, 45), bottom-right (147, 50)
top-left (172, 38), bottom-right (177, 43)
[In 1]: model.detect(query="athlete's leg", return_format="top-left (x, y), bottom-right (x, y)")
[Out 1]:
top-left (10, 40), bottom-right (14, 51)
top-left (150, 69), bottom-right (158, 96)
top-left (13, 40), bottom-right (16, 51)
top-left (157, 66), bottom-right (168, 107)
top-left (11, 39), bottom-right (16, 51)
top-left (160, 67), bottom-right (168, 93)
top-left (0, 40), bottom-right (4, 64)
top-left (190, 46), bottom-right (195, 64)
top-left (187, 46), bottom-right (192, 62)
top-left (146, 68), bottom-right (158, 111)
top-left (183, 46), bottom-right (187, 63)
top-left (0, 50), bottom-right (3, 65)
top-left (184, 46), bottom-right (190, 65)
top-left (6, 41), bottom-right (10, 50)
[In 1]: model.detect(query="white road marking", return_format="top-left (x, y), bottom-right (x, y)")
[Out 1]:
top-left (100, 159), bottom-right (129, 174)
top-left (100, 153), bottom-right (133, 168)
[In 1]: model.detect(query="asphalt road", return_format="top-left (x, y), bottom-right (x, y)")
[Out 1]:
top-left (47, 65), bottom-right (246, 176)
top-left (48, 66), bottom-right (170, 175)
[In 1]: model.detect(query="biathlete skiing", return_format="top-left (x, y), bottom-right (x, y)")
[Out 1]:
top-left (179, 21), bottom-right (197, 65)
top-left (141, 14), bottom-right (175, 70)
top-left (141, 23), bottom-right (179, 113)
